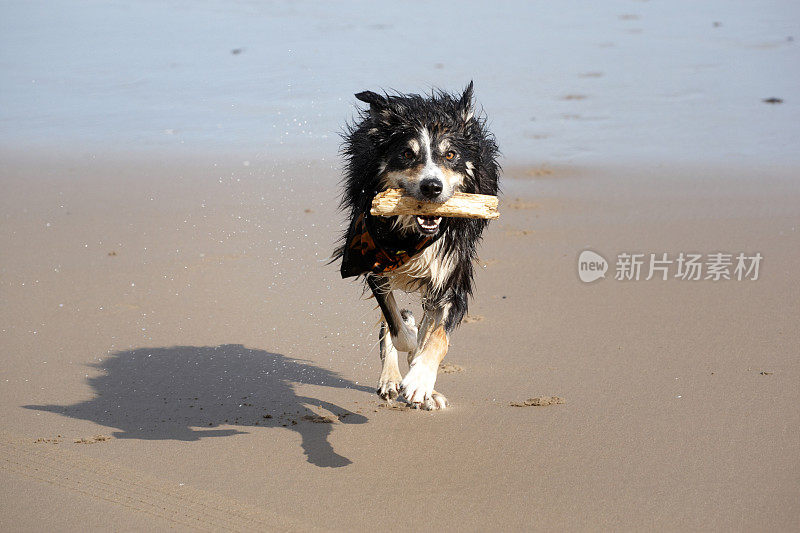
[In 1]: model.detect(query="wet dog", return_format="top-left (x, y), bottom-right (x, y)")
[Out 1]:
top-left (334, 82), bottom-right (500, 409)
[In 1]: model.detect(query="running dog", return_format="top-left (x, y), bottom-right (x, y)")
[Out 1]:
top-left (334, 82), bottom-right (500, 410)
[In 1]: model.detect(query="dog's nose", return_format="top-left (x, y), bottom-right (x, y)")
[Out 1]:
top-left (419, 178), bottom-right (443, 199)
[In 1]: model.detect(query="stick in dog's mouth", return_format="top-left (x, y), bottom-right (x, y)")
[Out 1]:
top-left (416, 215), bottom-right (442, 234)
top-left (371, 189), bottom-right (500, 220)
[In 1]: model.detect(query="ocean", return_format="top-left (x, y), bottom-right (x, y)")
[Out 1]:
top-left (1, 0), bottom-right (798, 166)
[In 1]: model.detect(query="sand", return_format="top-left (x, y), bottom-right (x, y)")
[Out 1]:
top-left (1, 152), bottom-right (798, 531)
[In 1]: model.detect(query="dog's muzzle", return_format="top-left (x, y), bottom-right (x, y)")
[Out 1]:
top-left (409, 177), bottom-right (446, 234)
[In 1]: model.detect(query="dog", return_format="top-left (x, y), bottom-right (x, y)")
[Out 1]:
top-left (333, 82), bottom-right (500, 410)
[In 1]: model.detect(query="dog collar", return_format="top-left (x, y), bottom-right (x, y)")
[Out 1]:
top-left (340, 213), bottom-right (440, 278)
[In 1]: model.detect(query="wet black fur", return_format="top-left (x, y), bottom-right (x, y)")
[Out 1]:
top-left (334, 82), bottom-right (500, 334)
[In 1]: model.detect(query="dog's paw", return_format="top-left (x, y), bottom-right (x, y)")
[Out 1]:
top-left (400, 361), bottom-right (443, 408)
top-left (400, 308), bottom-right (415, 328)
top-left (391, 309), bottom-right (418, 353)
top-left (423, 390), bottom-right (449, 410)
top-left (377, 365), bottom-right (403, 401)
top-left (377, 379), bottom-right (401, 401)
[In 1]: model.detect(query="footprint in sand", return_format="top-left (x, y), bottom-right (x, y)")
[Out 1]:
top-left (510, 396), bottom-right (564, 407)
top-left (439, 362), bottom-right (465, 374)
top-left (74, 435), bottom-right (112, 444)
top-left (504, 198), bottom-right (539, 210)
top-left (461, 315), bottom-right (484, 324)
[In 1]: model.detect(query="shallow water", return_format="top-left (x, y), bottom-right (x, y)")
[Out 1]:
top-left (1, 0), bottom-right (798, 165)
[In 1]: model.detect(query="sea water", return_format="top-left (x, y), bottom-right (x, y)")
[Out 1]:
top-left (1, 0), bottom-right (798, 166)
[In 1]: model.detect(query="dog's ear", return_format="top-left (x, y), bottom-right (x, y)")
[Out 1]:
top-left (457, 81), bottom-right (475, 122)
top-left (356, 90), bottom-right (395, 126)
top-left (355, 91), bottom-right (388, 110)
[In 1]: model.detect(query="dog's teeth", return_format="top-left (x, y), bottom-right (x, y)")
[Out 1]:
top-left (416, 215), bottom-right (441, 232)
top-left (416, 216), bottom-right (441, 225)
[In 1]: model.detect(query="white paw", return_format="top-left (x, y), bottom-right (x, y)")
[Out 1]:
top-left (377, 378), bottom-right (401, 400)
top-left (423, 391), bottom-right (449, 410)
top-left (400, 308), bottom-right (416, 328)
top-left (400, 361), bottom-right (438, 407)
top-left (391, 309), bottom-right (418, 353)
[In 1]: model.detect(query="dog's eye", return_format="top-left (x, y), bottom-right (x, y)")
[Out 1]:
top-left (445, 150), bottom-right (456, 161)
top-left (401, 149), bottom-right (415, 160)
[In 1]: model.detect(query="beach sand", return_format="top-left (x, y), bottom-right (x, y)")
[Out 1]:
top-left (1, 153), bottom-right (797, 530)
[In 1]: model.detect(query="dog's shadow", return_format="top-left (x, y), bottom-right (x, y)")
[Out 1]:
top-left (24, 344), bottom-right (371, 468)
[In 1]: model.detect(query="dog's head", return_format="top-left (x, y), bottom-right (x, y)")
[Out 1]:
top-left (355, 82), bottom-right (486, 236)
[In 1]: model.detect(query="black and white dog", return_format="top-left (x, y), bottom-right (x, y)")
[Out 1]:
top-left (334, 82), bottom-right (500, 410)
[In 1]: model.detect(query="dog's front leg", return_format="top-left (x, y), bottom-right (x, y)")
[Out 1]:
top-left (400, 308), bottom-right (451, 410)
top-left (368, 275), bottom-right (418, 400)
top-left (377, 319), bottom-right (402, 400)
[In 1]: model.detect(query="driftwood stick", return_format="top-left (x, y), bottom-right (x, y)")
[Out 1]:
top-left (370, 189), bottom-right (500, 220)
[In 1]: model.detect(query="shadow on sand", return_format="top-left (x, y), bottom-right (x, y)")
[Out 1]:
top-left (25, 344), bottom-right (371, 468)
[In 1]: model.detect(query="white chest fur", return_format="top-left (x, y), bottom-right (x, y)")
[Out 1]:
top-left (385, 239), bottom-right (455, 294)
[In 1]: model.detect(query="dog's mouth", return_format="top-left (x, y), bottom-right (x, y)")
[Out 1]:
top-left (415, 215), bottom-right (442, 235)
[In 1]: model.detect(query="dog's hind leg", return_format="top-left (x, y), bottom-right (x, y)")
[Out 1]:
top-left (367, 275), bottom-right (418, 400)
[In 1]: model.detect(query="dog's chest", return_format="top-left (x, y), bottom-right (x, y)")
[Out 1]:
top-left (385, 239), bottom-right (455, 293)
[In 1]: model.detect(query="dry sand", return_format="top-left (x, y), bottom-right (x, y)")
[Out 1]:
top-left (1, 152), bottom-right (798, 531)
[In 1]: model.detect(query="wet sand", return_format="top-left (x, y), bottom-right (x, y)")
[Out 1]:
top-left (1, 153), bottom-right (798, 530)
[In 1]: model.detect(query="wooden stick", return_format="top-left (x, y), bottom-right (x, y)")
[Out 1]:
top-left (370, 189), bottom-right (500, 220)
